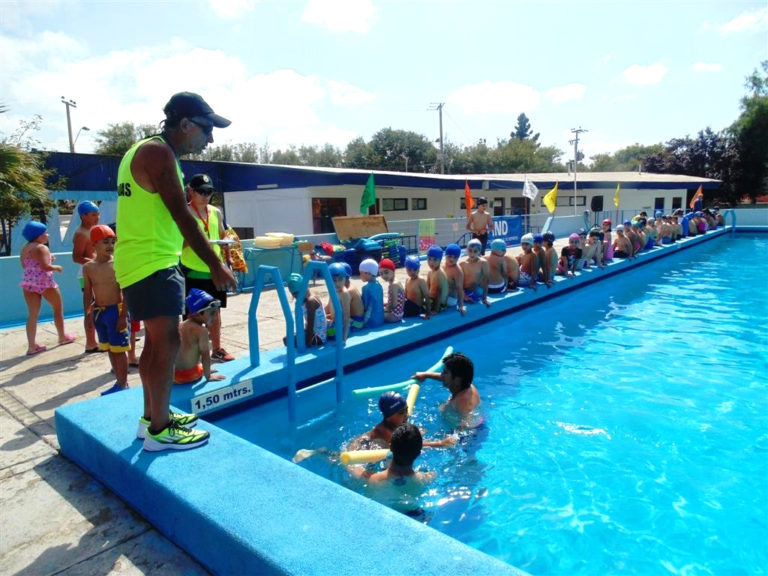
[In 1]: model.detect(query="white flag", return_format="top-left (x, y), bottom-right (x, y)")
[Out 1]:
top-left (522, 177), bottom-right (539, 201)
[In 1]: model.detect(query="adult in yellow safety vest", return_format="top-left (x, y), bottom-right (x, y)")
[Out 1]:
top-left (114, 92), bottom-right (235, 452)
top-left (181, 173), bottom-right (234, 362)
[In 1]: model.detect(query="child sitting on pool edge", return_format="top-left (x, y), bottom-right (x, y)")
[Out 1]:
top-left (379, 258), bottom-right (405, 323)
top-left (287, 272), bottom-right (328, 346)
top-left (403, 255), bottom-right (430, 318)
top-left (174, 289), bottom-right (225, 385)
top-left (426, 245), bottom-right (448, 315)
top-left (359, 258), bottom-right (385, 329)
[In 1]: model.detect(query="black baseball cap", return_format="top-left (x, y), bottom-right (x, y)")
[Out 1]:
top-left (163, 92), bottom-right (231, 128)
top-left (188, 174), bottom-right (215, 192)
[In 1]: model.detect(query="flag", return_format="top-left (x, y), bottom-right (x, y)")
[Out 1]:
top-left (614, 183), bottom-right (621, 208)
top-left (360, 173), bottom-right (376, 214)
top-left (689, 184), bottom-right (703, 210)
top-left (464, 180), bottom-right (474, 219)
top-left (522, 177), bottom-right (539, 201)
top-left (542, 182), bottom-right (559, 214)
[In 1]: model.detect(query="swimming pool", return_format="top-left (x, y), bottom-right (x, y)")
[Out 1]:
top-left (214, 233), bottom-right (768, 575)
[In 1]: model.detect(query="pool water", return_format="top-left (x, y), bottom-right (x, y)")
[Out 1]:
top-left (216, 234), bottom-right (768, 575)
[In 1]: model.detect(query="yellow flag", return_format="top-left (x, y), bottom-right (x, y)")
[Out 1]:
top-left (543, 182), bottom-right (559, 213)
top-left (614, 183), bottom-right (621, 208)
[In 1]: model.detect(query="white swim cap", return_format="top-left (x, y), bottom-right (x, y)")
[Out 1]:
top-left (359, 258), bottom-right (379, 276)
top-left (521, 233), bottom-right (534, 245)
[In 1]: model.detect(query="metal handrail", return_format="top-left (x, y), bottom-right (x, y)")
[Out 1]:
top-left (247, 266), bottom-right (296, 418)
top-left (294, 261), bottom-right (345, 406)
top-left (722, 209), bottom-right (736, 235)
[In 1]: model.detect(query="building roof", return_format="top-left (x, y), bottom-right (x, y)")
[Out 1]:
top-left (42, 152), bottom-right (721, 193)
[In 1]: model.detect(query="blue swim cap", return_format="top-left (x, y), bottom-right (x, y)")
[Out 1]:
top-left (542, 231), bottom-right (555, 243)
top-left (341, 262), bottom-right (353, 277)
top-left (533, 234), bottom-right (543, 244)
top-left (623, 219), bottom-right (632, 226)
top-left (427, 245), bottom-right (443, 260)
top-left (186, 288), bottom-right (220, 315)
top-left (490, 238), bottom-right (506, 252)
top-left (655, 210), bottom-right (663, 218)
top-left (77, 201), bottom-right (99, 217)
top-left (445, 243), bottom-right (461, 257)
top-left (22, 221), bottom-right (47, 242)
top-left (405, 255), bottom-right (420, 270)
top-left (287, 273), bottom-right (303, 294)
top-left (379, 391), bottom-right (407, 418)
top-left (328, 262), bottom-right (348, 278)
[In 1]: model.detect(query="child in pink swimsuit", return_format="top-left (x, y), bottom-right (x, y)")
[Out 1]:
top-left (19, 221), bottom-right (75, 355)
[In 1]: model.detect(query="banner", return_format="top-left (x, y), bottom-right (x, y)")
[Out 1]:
top-left (490, 215), bottom-right (523, 246)
top-left (418, 219), bottom-right (436, 253)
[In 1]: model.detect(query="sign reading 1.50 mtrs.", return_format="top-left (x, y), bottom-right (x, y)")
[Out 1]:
top-left (191, 382), bottom-right (254, 414)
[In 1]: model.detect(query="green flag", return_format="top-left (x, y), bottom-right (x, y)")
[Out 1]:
top-left (360, 173), bottom-right (376, 214)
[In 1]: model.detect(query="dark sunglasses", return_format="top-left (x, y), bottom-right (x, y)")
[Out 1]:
top-left (194, 188), bottom-right (214, 196)
top-left (188, 118), bottom-right (213, 136)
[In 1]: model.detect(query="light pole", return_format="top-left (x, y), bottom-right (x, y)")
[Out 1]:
top-left (61, 97), bottom-right (77, 153)
top-left (428, 102), bottom-right (445, 174)
top-left (569, 127), bottom-right (587, 215)
top-left (74, 126), bottom-right (90, 151)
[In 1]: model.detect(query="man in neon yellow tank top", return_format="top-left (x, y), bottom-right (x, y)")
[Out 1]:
top-left (115, 92), bottom-right (235, 452)
top-left (181, 173), bottom-right (234, 362)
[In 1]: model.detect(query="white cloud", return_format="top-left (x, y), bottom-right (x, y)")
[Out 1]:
top-left (717, 6), bottom-right (768, 34)
top-left (447, 81), bottom-right (540, 116)
top-left (0, 31), bottom-right (374, 153)
top-left (302, 0), bottom-right (376, 33)
top-left (326, 80), bottom-right (375, 105)
top-left (693, 62), bottom-right (723, 72)
top-left (547, 83), bottom-right (586, 104)
top-left (207, 0), bottom-right (260, 19)
top-left (622, 63), bottom-right (668, 85)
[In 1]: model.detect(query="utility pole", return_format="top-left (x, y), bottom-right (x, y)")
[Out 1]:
top-left (428, 102), bottom-right (445, 174)
top-left (569, 127), bottom-right (587, 215)
top-left (61, 97), bottom-right (77, 153)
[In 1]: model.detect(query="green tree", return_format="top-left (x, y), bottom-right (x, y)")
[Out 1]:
top-left (492, 138), bottom-right (563, 173)
top-left (511, 113), bottom-right (540, 143)
top-left (589, 143), bottom-right (664, 172)
top-left (94, 122), bottom-right (157, 156)
top-left (0, 107), bottom-right (59, 254)
top-left (365, 128), bottom-right (438, 172)
top-left (343, 137), bottom-right (373, 169)
top-left (729, 61), bottom-right (768, 202)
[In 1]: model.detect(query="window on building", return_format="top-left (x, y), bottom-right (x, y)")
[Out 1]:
top-left (312, 198), bottom-right (347, 234)
top-left (412, 198), bottom-right (427, 210)
top-left (672, 197), bottom-right (682, 210)
top-left (654, 197), bottom-right (665, 211)
top-left (493, 197), bottom-right (505, 216)
top-left (543, 195), bottom-right (586, 207)
top-left (382, 198), bottom-right (408, 211)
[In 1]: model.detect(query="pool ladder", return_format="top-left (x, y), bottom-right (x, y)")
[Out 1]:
top-left (247, 262), bottom-right (345, 423)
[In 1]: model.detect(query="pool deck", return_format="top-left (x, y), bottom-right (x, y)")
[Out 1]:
top-left (0, 228), bottom-right (734, 575)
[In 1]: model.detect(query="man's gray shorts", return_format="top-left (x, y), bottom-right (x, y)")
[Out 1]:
top-left (123, 266), bottom-right (185, 321)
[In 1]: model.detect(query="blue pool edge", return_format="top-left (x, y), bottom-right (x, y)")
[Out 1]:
top-left (55, 226), bottom-right (739, 575)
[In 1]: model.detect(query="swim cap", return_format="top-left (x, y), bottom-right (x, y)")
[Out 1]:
top-left (655, 210), bottom-right (663, 218)
top-left (467, 238), bottom-right (482, 250)
top-left (22, 221), bottom-right (47, 242)
top-left (378, 391), bottom-right (407, 419)
top-left (589, 227), bottom-right (601, 236)
top-left (445, 244), bottom-right (461, 257)
top-left (490, 238), bottom-right (506, 252)
top-left (328, 263), bottom-right (348, 278)
top-left (341, 262), bottom-right (353, 277)
top-left (623, 219), bottom-right (632, 226)
top-left (648, 218), bottom-right (655, 225)
top-left (77, 201), bottom-right (99, 217)
top-left (405, 255), bottom-right (420, 270)
top-left (602, 219), bottom-right (612, 227)
top-left (521, 233), bottom-right (533, 245)
top-left (378, 258), bottom-right (395, 272)
top-left (89, 224), bottom-right (115, 244)
top-left (427, 245), bottom-right (443, 260)
top-left (475, 197), bottom-right (488, 205)
top-left (542, 231), bottom-right (555, 243)
top-left (616, 224), bottom-right (625, 232)
top-left (287, 273), bottom-right (303, 294)
top-left (359, 258), bottom-right (378, 276)
top-left (186, 288), bottom-right (220, 315)
top-left (569, 233), bottom-right (580, 241)
top-left (533, 234), bottom-right (543, 244)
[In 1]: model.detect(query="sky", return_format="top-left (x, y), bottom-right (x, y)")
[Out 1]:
top-left (1, 0), bottom-right (767, 164)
